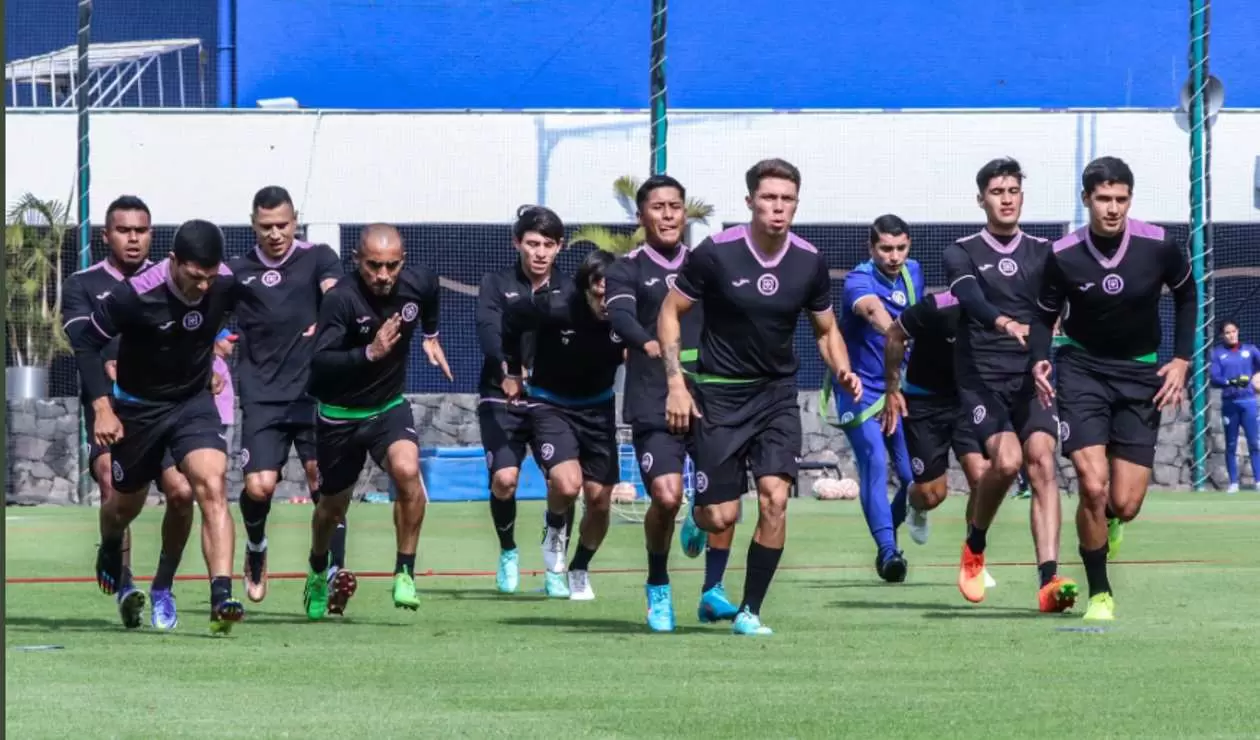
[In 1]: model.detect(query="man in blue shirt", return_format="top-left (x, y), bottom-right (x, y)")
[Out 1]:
top-left (1211, 321), bottom-right (1260, 492)
top-left (837, 215), bottom-right (923, 581)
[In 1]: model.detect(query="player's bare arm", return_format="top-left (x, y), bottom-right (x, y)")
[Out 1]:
top-left (658, 290), bottom-right (699, 432)
top-left (853, 294), bottom-right (896, 336)
top-left (809, 308), bottom-right (861, 400)
top-left (1154, 243), bottom-right (1197, 410)
top-left (881, 320), bottom-right (909, 435)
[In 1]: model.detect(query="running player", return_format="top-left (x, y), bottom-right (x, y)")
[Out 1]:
top-left (605, 174), bottom-right (739, 632)
top-left (881, 290), bottom-right (998, 589)
top-left (71, 219), bottom-right (245, 635)
top-left (658, 159), bottom-right (862, 636)
top-left (1031, 156), bottom-right (1195, 621)
top-left (476, 205), bottom-right (563, 594)
top-left (304, 224), bottom-right (452, 619)
top-left (61, 195), bottom-right (196, 630)
top-left (502, 249), bottom-right (625, 601)
top-left (227, 186), bottom-right (347, 610)
top-left (945, 157), bottom-right (1076, 611)
top-left (837, 214), bottom-right (921, 581)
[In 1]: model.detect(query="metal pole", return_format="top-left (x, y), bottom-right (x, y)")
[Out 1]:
top-left (76, 0), bottom-right (94, 504)
top-left (649, 0), bottom-right (667, 175)
top-left (1187, 0), bottom-right (1211, 490)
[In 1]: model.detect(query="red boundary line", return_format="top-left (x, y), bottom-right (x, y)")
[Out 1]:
top-left (4, 558), bottom-right (1221, 585)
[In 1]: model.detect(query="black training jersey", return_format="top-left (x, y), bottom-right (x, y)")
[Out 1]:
top-left (475, 264), bottom-right (561, 400)
top-left (228, 241), bottom-right (343, 405)
top-left (672, 225), bottom-right (831, 382)
top-left (70, 258), bottom-right (236, 404)
top-left (606, 244), bottom-right (703, 427)
top-left (308, 267), bottom-right (440, 409)
top-left (62, 258), bottom-right (154, 369)
top-left (1033, 219), bottom-right (1195, 364)
top-left (943, 229), bottom-right (1051, 378)
top-left (896, 290), bottom-right (963, 397)
top-left (503, 279), bottom-right (624, 402)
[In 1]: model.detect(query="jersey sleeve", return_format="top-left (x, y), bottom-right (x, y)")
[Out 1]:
top-left (806, 253), bottom-right (833, 313)
top-left (311, 288), bottom-right (371, 373)
top-left (1029, 252), bottom-right (1066, 364)
top-left (475, 273), bottom-right (507, 363)
top-left (1209, 351), bottom-right (1230, 388)
top-left (1251, 346), bottom-right (1260, 375)
top-left (314, 244), bottom-right (345, 285)
top-left (419, 268), bottom-right (441, 337)
top-left (69, 282), bottom-right (139, 401)
top-left (671, 241), bottom-right (713, 303)
top-left (604, 258), bottom-right (654, 350)
top-left (942, 243), bottom-right (1003, 328)
top-left (1160, 238), bottom-right (1196, 361)
top-left (841, 268), bottom-right (875, 314)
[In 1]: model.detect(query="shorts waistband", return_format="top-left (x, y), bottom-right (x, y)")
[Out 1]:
top-left (525, 384), bottom-right (614, 407)
top-left (1060, 337), bottom-right (1157, 364)
top-left (317, 395), bottom-right (406, 420)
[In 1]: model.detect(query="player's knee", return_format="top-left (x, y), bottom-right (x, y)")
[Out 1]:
top-left (582, 485), bottom-right (612, 514)
top-left (243, 475), bottom-right (277, 501)
top-left (695, 503), bottom-right (738, 532)
top-left (1111, 497), bottom-right (1142, 522)
top-left (548, 465), bottom-right (583, 499)
top-left (648, 476), bottom-right (684, 512)
top-left (490, 468), bottom-right (520, 498)
top-left (162, 475), bottom-right (195, 511)
top-left (916, 479), bottom-right (948, 510)
top-left (1076, 472), bottom-right (1108, 506)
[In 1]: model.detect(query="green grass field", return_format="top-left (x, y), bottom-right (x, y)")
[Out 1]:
top-left (6, 492), bottom-right (1260, 739)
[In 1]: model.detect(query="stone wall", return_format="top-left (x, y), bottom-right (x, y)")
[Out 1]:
top-left (5, 392), bottom-right (1253, 505)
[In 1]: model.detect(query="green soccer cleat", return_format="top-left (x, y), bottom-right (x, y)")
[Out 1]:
top-left (304, 570), bottom-right (329, 621)
top-left (393, 572), bottom-right (421, 610)
top-left (1107, 518), bottom-right (1124, 561)
top-left (1083, 592), bottom-right (1116, 622)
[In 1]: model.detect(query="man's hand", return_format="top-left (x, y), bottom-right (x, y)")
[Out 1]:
top-left (367, 314), bottom-right (402, 361)
top-left (666, 385), bottom-right (701, 434)
top-left (835, 369), bottom-right (863, 401)
top-left (210, 371), bottom-right (225, 395)
top-left (642, 340), bottom-right (662, 359)
top-left (423, 336), bottom-right (454, 381)
top-left (104, 360), bottom-right (118, 382)
top-left (1154, 357), bottom-right (1189, 411)
top-left (92, 399), bottom-right (123, 446)
top-left (1032, 360), bottom-right (1055, 408)
top-left (881, 390), bottom-right (907, 436)
top-left (501, 376), bottom-right (523, 401)
top-left (996, 316), bottom-right (1029, 347)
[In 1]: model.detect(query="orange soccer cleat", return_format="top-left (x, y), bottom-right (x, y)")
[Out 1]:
top-left (958, 542), bottom-right (987, 603)
top-left (1037, 575), bottom-right (1079, 613)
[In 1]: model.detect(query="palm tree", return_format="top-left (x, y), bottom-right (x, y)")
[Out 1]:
top-left (5, 193), bottom-right (72, 367)
top-left (570, 175), bottom-right (715, 255)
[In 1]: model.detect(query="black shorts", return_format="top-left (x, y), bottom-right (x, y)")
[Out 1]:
top-left (632, 425), bottom-right (695, 487)
top-left (109, 391), bottom-right (226, 495)
top-left (531, 400), bottom-right (619, 486)
top-left (904, 394), bottom-right (984, 483)
top-left (478, 399), bottom-right (538, 475)
top-left (84, 402), bottom-right (178, 483)
top-left (239, 400), bottom-right (317, 474)
top-left (1054, 347), bottom-right (1162, 468)
top-left (691, 378), bottom-right (801, 506)
top-left (315, 403), bottom-right (419, 495)
top-left (957, 370), bottom-right (1058, 447)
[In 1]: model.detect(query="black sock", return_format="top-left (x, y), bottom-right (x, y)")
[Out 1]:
top-left (239, 492), bottom-right (271, 547)
top-left (102, 532), bottom-right (124, 552)
top-left (210, 575), bottom-right (232, 604)
top-left (565, 502), bottom-right (576, 541)
top-left (966, 523), bottom-right (988, 554)
top-left (703, 547), bottom-right (730, 592)
top-left (740, 541), bottom-right (784, 616)
top-left (570, 544), bottom-right (596, 572)
top-left (329, 522), bottom-right (347, 569)
top-left (545, 508), bottom-right (566, 531)
top-left (1080, 545), bottom-right (1111, 597)
top-left (395, 552), bottom-right (416, 577)
top-left (1037, 560), bottom-right (1058, 588)
top-left (1104, 503), bottom-right (1117, 521)
top-left (152, 551), bottom-right (181, 592)
top-left (646, 551), bottom-right (669, 586)
top-left (490, 495), bottom-right (517, 551)
top-left (309, 550), bottom-right (328, 574)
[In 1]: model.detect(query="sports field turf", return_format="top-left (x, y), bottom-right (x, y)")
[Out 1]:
top-left (5, 492), bottom-right (1260, 738)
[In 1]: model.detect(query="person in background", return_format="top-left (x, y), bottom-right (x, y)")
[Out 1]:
top-left (1210, 321), bottom-right (1260, 493)
top-left (213, 330), bottom-right (236, 431)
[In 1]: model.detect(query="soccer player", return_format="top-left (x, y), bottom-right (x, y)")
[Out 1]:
top-left (837, 214), bottom-right (922, 581)
top-left (605, 175), bottom-right (739, 632)
top-left (1031, 156), bottom-right (1195, 621)
top-left (658, 159), bottom-right (862, 636)
top-left (945, 157), bottom-right (1076, 612)
top-left (502, 250), bottom-right (625, 601)
top-left (880, 290), bottom-right (998, 589)
top-left (227, 186), bottom-right (347, 610)
top-left (71, 219), bottom-right (245, 635)
top-left (61, 195), bottom-right (196, 630)
top-left (305, 224), bottom-right (451, 619)
top-left (475, 205), bottom-right (564, 594)
top-left (1210, 321), bottom-right (1260, 492)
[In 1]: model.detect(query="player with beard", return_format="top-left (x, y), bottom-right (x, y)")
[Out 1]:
top-left (502, 249), bottom-right (625, 602)
top-left (72, 220), bottom-right (245, 635)
top-left (61, 196), bottom-right (196, 630)
top-left (476, 205), bottom-right (566, 594)
top-left (658, 159), bottom-right (862, 636)
top-left (944, 158), bottom-right (1076, 612)
top-left (605, 175), bottom-right (739, 632)
top-left (1031, 156), bottom-right (1195, 621)
top-left (227, 187), bottom-right (348, 612)
top-left (304, 224), bottom-right (451, 619)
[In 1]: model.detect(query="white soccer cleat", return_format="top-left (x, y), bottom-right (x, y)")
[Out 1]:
top-left (541, 525), bottom-right (567, 573)
top-left (567, 569), bottom-right (595, 601)
top-left (983, 568), bottom-right (997, 588)
top-left (907, 507), bottom-right (929, 545)
top-left (1227, 483), bottom-right (1240, 494)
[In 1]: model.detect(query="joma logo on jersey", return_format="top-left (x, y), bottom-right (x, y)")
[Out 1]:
top-left (644, 278), bottom-right (660, 287)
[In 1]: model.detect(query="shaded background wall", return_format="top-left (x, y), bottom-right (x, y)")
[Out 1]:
top-left (7, 0), bottom-right (1260, 110)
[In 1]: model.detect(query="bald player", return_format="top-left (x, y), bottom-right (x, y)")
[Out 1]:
top-left (304, 224), bottom-right (452, 620)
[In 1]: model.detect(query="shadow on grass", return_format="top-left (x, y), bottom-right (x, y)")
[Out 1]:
top-left (828, 599), bottom-right (1042, 618)
top-left (498, 615), bottom-right (726, 636)
top-left (800, 579), bottom-right (939, 589)
top-left (4, 614), bottom-right (242, 640)
top-left (422, 587), bottom-right (549, 602)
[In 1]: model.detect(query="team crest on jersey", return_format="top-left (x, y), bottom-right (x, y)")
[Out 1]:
top-left (1059, 420), bottom-right (1071, 443)
top-left (997, 258), bottom-right (1019, 277)
top-left (485, 451), bottom-right (494, 470)
top-left (401, 302), bottom-right (420, 322)
top-left (261, 270), bottom-right (283, 287)
top-left (640, 453), bottom-right (654, 473)
top-left (911, 457), bottom-right (925, 476)
top-left (890, 290), bottom-right (907, 307)
top-left (112, 460), bottom-right (124, 482)
top-left (1244, 351), bottom-right (1252, 359)
top-left (1102, 274), bottom-right (1124, 295)
top-left (695, 471), bottom-right (709, 493)
top-left (972, 405), bottom-right (987, 425)
top-left (240, 448), bottom-right (251, 469)
top-left (610, 330), bottom-right (622, 344)
top-left (757, 274), bottom-right (779, 296)
top-left (540, 443), bottom-right (555, 461)
top-left (839, 411), bottom-right (855, 425)
top-left (665, 274), bottom-right (677, 291)
top-left (182, 310), bottom-right (204, 330)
